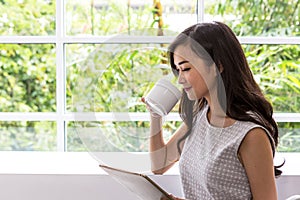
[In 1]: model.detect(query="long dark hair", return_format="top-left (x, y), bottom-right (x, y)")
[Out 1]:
top-left (168, 21), bottom-right (282, 177)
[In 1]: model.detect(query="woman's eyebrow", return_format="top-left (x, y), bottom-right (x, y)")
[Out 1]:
top-left (177, 60), bottom-right (189, 66)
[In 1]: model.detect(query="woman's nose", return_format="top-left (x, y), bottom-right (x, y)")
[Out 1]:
top-left (177, 71), bottom-right (185, 84)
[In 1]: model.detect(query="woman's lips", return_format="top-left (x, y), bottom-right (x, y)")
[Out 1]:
top-left (184, 87), bottom-right (192, 92)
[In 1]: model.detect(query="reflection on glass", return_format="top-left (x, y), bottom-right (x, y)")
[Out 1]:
top-left (69, 120), bottom-right (152, 171)
top-left (68, 121), bottom-right (151, 152)
top-left (65, 0), bottom-right (197, 36)
top-left (0, 44), bottom-right (56, 112)
top-left (0, 121), bottom-right (56, 151)
top-left (205, 0), bottom-right (300, 36)
top-left (0, 0), bottom-right (55, 36)
top-left (278, 122), bottom-right (300, 152)
top-left (242, 44), bottom-right (300, 113)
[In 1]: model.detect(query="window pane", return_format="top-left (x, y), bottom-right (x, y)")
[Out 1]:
top-left (66, 43), bottom-right (179, 113)
top-left (205, 0), bottom-right (300, 36)
top-left (66, 0), bottom-right (197, 36)
top-left (0, 44), bottom-right (56, 112)
top-left (0, 121), bottom-right (56, 151)
top-left (0, 0), bottom-right (55, 36)
top-left (67, 121), bottom-right (179, 152)
top-left (243, 44), bottom-right (300, 113)
top-left (278, 122), bottom-right (300, 152)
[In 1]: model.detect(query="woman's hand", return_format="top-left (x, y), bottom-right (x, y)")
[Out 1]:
top-left (141, 97), bottom-right (162, 118)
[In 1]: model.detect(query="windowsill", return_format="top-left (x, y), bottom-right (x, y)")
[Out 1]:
top-left (0, 151), bottom-right (101, 175)
top-left (0, 151), bottom-right (181, 175)
top-left (0, 151), bottom-right (298, 176)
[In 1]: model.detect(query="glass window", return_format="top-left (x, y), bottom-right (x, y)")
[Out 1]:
top-left (205, 0), bottom-right (300, 36)
top-left (0, 0), bottom-right (299, 153)
top-left (278, 122), bottom-right (300, 152)
top-left (66, 43), bottom-right (177, 113)
top-left (0, 44), bottom-right (56, 112)
top-left (0, 0), bottom-right (55, 36)
top-left (243, 44), bottom-right (300, 113)
top-left (66, 0), bottom-right (197, 36)
top-left (0, 121), bottom-right (56, 151)
top-left (67, 120), bottom-right (179, 152)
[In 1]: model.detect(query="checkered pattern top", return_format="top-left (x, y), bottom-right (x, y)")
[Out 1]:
top-left (179, 105), bottom-right (274, 200)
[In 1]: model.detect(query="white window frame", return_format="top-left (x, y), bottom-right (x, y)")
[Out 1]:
top-left (0, 0), bottom-right (299, 152)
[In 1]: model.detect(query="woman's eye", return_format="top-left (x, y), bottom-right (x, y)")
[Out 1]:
top-left (182, 68), bottom-right (191, 71)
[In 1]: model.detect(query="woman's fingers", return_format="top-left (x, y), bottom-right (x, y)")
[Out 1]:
top-left (141, 97), bottom-right (162, 118)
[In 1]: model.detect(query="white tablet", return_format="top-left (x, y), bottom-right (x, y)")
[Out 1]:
top-left (100, 164), bottom-right (172, 200)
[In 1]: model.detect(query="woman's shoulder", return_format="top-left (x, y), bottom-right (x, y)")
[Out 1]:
top-left (235, 120), bottom-right (276, 153)
top-left (236, 120), bottom-right (269, 135)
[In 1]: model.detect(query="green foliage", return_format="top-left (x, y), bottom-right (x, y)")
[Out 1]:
top-left (0, 43), bottom-right (56, 150)
top-left (66, 0), bottom-right (155, 35)
top-left (206, 0), bottom-right (300, 152)
top-left (0, 0), bottom-right (299, 152)
top-left (0, 0), bottom-right (56, 151)
top-left (0, 0), bottom-right (55, 35)
top-left (244, 44), bottom-right (300, 113)
top-left (206, 0), bottom-right (300, 36)
top-left (0, 121), bottom-right (56, 151)
top-left (277, 122), bottom-right (300, 152)
top-left (0, 44), bottom-right (56, 112)
top-left (67, 42), bottom-right (176, 152)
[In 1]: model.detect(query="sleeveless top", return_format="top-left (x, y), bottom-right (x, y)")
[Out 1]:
top-left (179, 105), bottom-right (275, 200)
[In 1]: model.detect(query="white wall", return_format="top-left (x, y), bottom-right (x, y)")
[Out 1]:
top-left (0, 173), bottom-right (299, 200)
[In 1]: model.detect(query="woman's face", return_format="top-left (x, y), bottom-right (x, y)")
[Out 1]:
top-left (173, 45), bottom-right (217, 101)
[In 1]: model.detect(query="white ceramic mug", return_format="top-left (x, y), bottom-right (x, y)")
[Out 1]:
top-left (145, 78), bottom-right (182, 116)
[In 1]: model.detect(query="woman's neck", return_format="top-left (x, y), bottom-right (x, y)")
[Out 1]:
top-left (205, 98), bottom-right (235, 128)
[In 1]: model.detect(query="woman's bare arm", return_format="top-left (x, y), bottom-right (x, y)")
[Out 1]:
top-left (238, 128), bottom-right (277, 200)
top-left (149, 115), bottom-right (188, 174)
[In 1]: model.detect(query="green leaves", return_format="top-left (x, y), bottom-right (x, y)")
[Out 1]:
top-left (244, 44), bottom-right (300, 113)
top-left (0, 0), bottom-right (299, 152)
top-left (0, 44), bottom-right (56, 112)
top-left (0, 0), bottom-right (55, 35)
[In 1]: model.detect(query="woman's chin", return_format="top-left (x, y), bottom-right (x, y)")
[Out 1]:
top-left (186, 93), bottom-right (197, 101)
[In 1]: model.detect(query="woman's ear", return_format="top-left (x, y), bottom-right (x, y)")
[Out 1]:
top-left (220, 64), bottom-right (224, 73)
top-left (213, 63), bottom-right (223, 76)
top-left (218, 62), bottom-right (224, 73)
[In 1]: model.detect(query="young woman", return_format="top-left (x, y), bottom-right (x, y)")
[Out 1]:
top-left (142, 21), bottom-right (282, 200)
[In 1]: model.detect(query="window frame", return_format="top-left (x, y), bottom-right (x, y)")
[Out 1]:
top-left (0, 1), bottom-right (299, 152)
